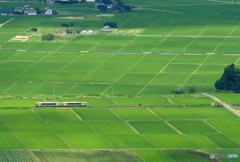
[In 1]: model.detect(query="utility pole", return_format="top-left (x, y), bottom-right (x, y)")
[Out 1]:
top-left (112, 84), bottom-right (114, 96)
top-left (53, 84), bottom-right (55, 96)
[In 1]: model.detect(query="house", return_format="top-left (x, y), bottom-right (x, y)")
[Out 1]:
top-left (24, 5), bottom-right (34, 10)
top-left (24, 9), bottom-right (37, 15)
top-left (0, 9), bottom-right (14, 16)
top-left (95, 2), bottom-right (104, 7)
top-left (13, 7), bottom-right (24, 13)
top-left (23, 5), bottom-right (37, 15)
top-left (45, 0), bottom-right (55, 4)
top-left (43, 8), bottom-right (52, 15)
top-left (86, 0), bottom-right (95, 2)
top-left (101, 25), bottom-right (111, 31)
top-left (106, 4), bottom-right (113, 9)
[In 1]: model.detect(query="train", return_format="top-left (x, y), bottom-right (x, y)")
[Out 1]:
top-left (35, 102), bottom-right (87, 107)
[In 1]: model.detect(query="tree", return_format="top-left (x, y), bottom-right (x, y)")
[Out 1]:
top-left (215, 79), bottom-right (226, 91)
top-left (188, 86), bottom-right (196, 93)
top-left (101, 0), bottom-right (112, 5)
top-left (30, 27), bottom-right (38, 32)
top-left (52, 10), bottom-right (58, 15)
top-left (104, 22), bottom-right (117, 28)
top-left (215, 63), bottom-right (240, 92)
top-left (42, 34), bottom-right (54, 41)
top-left (123, 5), bottom-right (132, 12)
top-left (97, 5), bottom-right (108, 12)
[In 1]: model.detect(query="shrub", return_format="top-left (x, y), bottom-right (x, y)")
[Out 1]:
top-left (42, 34), bottom-right (54, 41)
top-left (171, 89), bottom-right (184, 94)
top-left (188, 86), bottom-right (196, 93)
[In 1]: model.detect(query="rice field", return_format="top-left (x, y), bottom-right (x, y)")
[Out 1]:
top-left (0, 0), bottom-right (240, 161)
top-left (0, 52), bottom-right (238, 97)
top-left (0, 104), bottom-right (239, 160)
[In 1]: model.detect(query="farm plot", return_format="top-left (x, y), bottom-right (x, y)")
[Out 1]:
top-left (111, 108), bottom-right (160, 120)
top-left (104, 135), bottom-right (154, 149)
top-left (150, 107), bottom-right (199, 120)
top-left (169, 96), bottom-right (215, 106)
top-left (139, 85), bottom-right (179, 95)
top-left (0, 109), bottom-right (39, 122)
top-left (31, 150), bottom-right (141, 162)
top-left (169, 121), bottom-right (218, 134)
top-left (205, 134), bottom-right (240, 148)
top-left (0, 51), bottom-right (18, 60)
top-left (129, 121), bottom-right (177, 134)
top-left (113, 98), bottom-right (171, 106)
top-left (103, 84), bottom-right (145, 95)
top-left (207, 120), bottom-right (240, 134)
top-left (144, 134), bottom-right (198, 149)
top-left (163, 150), bottom-right (212, 162)
top-left (87, 121), bottom-right (137, 135)
top-left (0, 135), bottom-right (25, 149)
top-left (186, 107), bottom-right (239, 119)
top-left (185, 134), bottom-right (219, 148)
top-left (34, 108), bottom-right (80, 121)
top-left (150, 73), bottom-right (190, 84)
top-left (73, 108), bottom-right (121, 120)
top-left (134, 150), bottom-right (174, 162)
top-left (212, 93), bottom-right (240, 105)
top-left (0, 150), bottom-right (36, 162)
top-left (49, 122), bottom-right (94, 135)
top-left (19, 134), bottom-right (69, 149)
top-left (9, 52), bottom-right (48, 61)
top-left (184, 38), bottom-right (224, 53)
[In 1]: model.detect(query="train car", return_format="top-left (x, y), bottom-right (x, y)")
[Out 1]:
top-left (61, 102), bottom-right (87, 107)
top-left (35, 102), bottom-right (61, 107)
top-left (35, 102), bottom-right (87, 107)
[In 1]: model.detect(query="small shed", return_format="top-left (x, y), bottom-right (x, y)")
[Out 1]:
top-left (43, 8), bottom-right (52, 15)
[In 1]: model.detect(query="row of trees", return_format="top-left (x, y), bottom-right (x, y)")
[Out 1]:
top-left (215, 64), bottom-right (240, 93)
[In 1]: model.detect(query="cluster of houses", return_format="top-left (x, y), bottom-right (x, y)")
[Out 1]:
top-left (0, 5), bottom-right (52, 16)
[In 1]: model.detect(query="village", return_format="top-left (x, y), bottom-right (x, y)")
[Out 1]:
top-left (0, 5), bottom-right (53, 16)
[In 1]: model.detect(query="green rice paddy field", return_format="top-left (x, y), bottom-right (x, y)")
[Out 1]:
top-left (0, 101), bottom-right (239, 161)
top-left (0, 52), bottom-right (239, 96)
top-left (0, 0), bottom-right (240, 161)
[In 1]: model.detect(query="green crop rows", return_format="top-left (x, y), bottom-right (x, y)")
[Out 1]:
top-left (0, 52), bottom-right (239, 97)
top-left (0, 104), bottom-right (239, 161)
top-left (1, 0), bottom-right (240, 161)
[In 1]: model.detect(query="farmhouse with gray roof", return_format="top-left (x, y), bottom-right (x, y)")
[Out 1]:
top-left (0, 9), bottom-right (14, 15)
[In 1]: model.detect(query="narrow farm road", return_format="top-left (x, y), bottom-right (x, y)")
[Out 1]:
top-left (0, 18), bottom-right (14, 27)
top-left (202, 93), bottom-right (240, 117)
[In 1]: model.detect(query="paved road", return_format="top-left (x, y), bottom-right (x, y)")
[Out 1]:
top-left (202, 93), bottom-right (240, 117)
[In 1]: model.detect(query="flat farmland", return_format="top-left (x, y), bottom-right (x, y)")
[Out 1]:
top-left (0, 104), bottom-right (239, 160)
top-left (1, 5), bottom-right (240, 54)
top-left (0, 0), bottom-right (240, 161)
top-left (0, 52), bottom-right (238, 96)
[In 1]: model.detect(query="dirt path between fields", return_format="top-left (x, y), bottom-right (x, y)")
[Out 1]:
top-left (202, 93), bottom-right (240, 117)
top-left (0, 18), bottom-right (14, 28)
